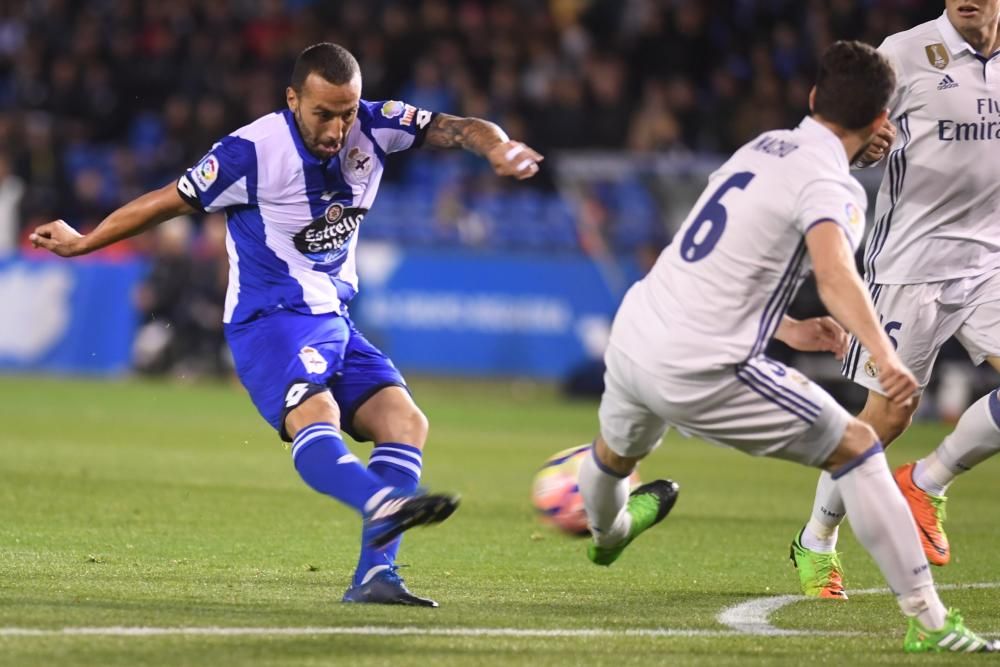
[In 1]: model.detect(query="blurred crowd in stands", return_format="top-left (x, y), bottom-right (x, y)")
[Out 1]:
top-left (0, 0), bottom-right (949, 379)
top-left (0, 0), bottom-right (944, 255)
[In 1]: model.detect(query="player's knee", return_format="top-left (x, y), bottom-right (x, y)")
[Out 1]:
top-left (396, 405), bottom-right (429, 446)
top-left (882, 403), bottom-right (915, 442)
top-left (823, 418), bottom-right (879, 471)
top-left (285, 391), bottom-right (340, 440)
top-left (859, 393), bottom-right (917, 445)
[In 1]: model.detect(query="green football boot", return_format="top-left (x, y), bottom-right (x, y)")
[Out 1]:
top-left (789, 529), bottom-right (847, 599)
top-left (904, 608), bottom-right (998, 653)
top-left (587, 480), bottom-right (679, 566)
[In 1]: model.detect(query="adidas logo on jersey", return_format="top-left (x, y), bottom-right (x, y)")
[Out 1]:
top-left (937, 74), bottom-right (959, 90)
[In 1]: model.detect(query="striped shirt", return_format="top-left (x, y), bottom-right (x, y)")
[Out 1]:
top-left (177, 100), bottom-right (432, 324)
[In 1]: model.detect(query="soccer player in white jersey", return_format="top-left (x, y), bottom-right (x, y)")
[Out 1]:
top-left (29, 43), bottom-right (543, 607)
top-left (790, 0), bottom-right (1000, 602)
top-left (578, 41), bottom-right (996, 653)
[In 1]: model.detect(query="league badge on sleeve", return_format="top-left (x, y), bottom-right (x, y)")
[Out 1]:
top-left (381, 100), bottom-right (405, 119)
top-left (845, 202), bottom-right (862, 231)
top-left (192, 154), bottom-right (219, 192)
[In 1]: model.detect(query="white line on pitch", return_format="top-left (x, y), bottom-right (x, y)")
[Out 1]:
top-left (0, 626), bottom-right (739, 638)
top-left (717, 581), bottom-right (1000, 636)
top-left (0, 625), bottom-right (995, 640)
top-left (2, 582), bottom-right (996, 640)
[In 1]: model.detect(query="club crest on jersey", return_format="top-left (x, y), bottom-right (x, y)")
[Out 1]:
top-left (788, 369), bottom-right (810, 388)
top-left (925, 43), bottom-right (949, 70)
top-left (325, 202), bottom-right (344, 224)
top-left (192, 154), bottom-right (219, 191)
top-left (381, 100), bottom-right (405, 119)
top-left (298, 346), bottom-right (328, 374)
top-left (293, 204), bottom-right (369, 264)
top-left (346, 147), bottom-right (374, 178)
top-left (864, 359), bottom-right (879, 378)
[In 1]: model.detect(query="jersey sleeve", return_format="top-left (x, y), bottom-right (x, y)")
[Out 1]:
top-left (362, 99), bottom-right (436, 154)
top-left (795, 178), bottom-right (867, 252)
top-left (176, 135), bottom-right (258, 213)
top-left (878, 38), bottom-right (908, 116)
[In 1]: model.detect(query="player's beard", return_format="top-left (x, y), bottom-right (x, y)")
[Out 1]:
top-left (293, 107), bottom-right (326, 159)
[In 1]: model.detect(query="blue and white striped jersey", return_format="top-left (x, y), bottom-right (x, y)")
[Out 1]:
top-left (177, 100), bottom-right (433, 324)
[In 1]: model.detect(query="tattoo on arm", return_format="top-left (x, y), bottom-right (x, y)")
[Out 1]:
top-left (425, 113), bottom-right (508, 155)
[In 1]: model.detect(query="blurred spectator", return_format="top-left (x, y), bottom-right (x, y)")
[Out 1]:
top-left (0, 152), bottom-right (24, 256)
top-left (132, 215), bottom-right (228, 377)
top-left (0, 0), bottom-right (944, 255)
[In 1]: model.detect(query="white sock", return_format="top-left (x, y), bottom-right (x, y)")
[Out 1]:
top-left (912, 451), bottom-right (955, 497)
top-left (578, 447), bottom-right (632, 547)
top-left (801, 472), bottom-right (844, 553)
top-left (833, 446), bottom-right (946, 630)
top-left (913, 390), bottom-right (1000, 496)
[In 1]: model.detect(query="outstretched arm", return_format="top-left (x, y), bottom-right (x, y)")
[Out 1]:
top-left (30, 182), bottom-right (196, 257)
top-left (424, 113), bottom-right (543, 180)
top-left (805, 221), bottom-right (917, 404)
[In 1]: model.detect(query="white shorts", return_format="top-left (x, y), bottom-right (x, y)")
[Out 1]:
top-left (842, 270), bottom-right (1000, 394)
top-left (598, 346), bottom-right (850, 468)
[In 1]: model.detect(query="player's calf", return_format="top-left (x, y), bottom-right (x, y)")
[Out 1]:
top-left (825, 419), bottom-right (993, 648)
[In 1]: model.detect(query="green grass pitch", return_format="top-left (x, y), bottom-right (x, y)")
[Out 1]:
top-left (0, 375), bottom-right (997, 665)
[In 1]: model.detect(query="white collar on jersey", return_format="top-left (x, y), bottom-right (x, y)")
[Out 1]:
top-left (935, 11), bottom-right (981, 57)
top-left (798, 116), bottom-right (849, 172)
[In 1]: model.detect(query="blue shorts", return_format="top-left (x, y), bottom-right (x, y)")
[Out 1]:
top-left (225, 310), bottom-right (406, 442)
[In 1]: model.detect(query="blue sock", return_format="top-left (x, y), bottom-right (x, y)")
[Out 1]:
top-left (291, 423), bottom-right (387, 513)
top-left (353, 443), bottom-right (423, 585)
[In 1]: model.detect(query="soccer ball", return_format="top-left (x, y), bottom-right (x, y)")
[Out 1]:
top-left (531, 444), bottom-right (639, 536)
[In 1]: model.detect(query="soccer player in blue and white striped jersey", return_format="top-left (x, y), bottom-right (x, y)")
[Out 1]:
top-left (31, 42), bottom-right (543, 607)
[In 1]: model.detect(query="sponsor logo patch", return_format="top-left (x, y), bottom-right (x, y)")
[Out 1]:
top-left (191, 154), bottom-right (219, 191)
top-left (298, 347), bottom-right (328, 375)
top-left (381, 100), bottom-right (405, 119)
top-left (400, 104), bottom-right (417, 126)
top-left (293, 204), bottom-right (369, 265)
top-left (416, 109), bottom-right (433, 129)
top-left (284, 382), bottom-right (310, 408)
top-left (925, 43), bottom-right (949, 70)
top-left (937, 74), bottom-right (959, 90)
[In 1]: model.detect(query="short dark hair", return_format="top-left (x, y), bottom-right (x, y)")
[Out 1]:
top-left (813, 40), bottom-right (895, 131)
top-left (290, 42), bottom-right (360, 92)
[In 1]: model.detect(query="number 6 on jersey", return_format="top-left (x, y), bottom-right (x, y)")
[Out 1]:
top-left (679, 171), bottom-right (755, 262)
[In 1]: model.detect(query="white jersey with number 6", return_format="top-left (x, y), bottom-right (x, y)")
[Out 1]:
top-left (610, 116), bottom-right (867, 373)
